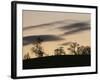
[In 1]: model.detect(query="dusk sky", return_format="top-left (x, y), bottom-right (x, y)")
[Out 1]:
top-left (22, 10), bottom-right (91, 59)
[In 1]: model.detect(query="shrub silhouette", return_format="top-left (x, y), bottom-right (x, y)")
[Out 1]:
top-left (31, 37), bottom-right (45, 57)
top-left (54, 47), bottom-right (66, 55)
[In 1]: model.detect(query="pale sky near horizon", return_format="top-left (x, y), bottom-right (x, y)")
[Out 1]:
top-left (22, 10), bottom-right (91, 59)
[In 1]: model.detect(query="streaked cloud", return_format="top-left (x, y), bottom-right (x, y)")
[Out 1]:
top-left (23, 19), bottom-right (67, 30)
top-left (23, 35), bottom-right (64, 45)
top-left (60, 42), bottom-right (72, 46)
top-left (58, 21), bottom-right (90, 36)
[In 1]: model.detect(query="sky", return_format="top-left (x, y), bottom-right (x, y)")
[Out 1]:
top-left (22, 10), bottom-right (91, 59)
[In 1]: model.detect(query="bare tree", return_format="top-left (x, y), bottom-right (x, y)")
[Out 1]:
top-left (67, 42), bottom-right (79, 55)
top-left (31, 37), bottom-right (45, 57)
top-left (68, 42), bottom-right (91, 55)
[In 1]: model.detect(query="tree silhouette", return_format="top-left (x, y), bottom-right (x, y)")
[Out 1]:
top-left (54, 48), bottom-right (60, 55)
top-left (81, 46), bottom-right (91, 55)
top-left (67, 42), bottom-right (79, 55)
top-left (54, 47), bottom-right (66, 55)
top-left (77, 46), bottom-right (85, 55)
top-left (31, 37), bottom-right (45, 57)
top-left (68, 42), bottom-right (91, 55)
top-left (24, 52), bottom-right (30, 60)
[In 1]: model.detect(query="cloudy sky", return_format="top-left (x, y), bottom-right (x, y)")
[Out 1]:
top-left (22, 10), bottom-right (91, 58)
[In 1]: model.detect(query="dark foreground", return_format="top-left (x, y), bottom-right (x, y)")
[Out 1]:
top-left (23, 55), bottom-right (91, 69)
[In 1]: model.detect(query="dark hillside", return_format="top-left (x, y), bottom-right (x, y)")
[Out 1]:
top-left (23, 55), bottom-right (90, 69)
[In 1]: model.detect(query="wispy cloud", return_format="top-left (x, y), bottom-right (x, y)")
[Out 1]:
top-left (61, 27), bottom-right (90, 36)
top-left (60, 42), bottom-right (72, 46)
top-left (58, 21), bottom-right (90, 36)
top-left (23, 19), bottom-right (67, 30)
top-left (59, 22), bottom-right (89, 30)
top-left (23, 35), bottom-right (64, 45)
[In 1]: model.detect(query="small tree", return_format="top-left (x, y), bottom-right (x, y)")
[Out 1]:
top-left (59, 47), bottom-right (66, 55)
top-left (67, 42), bottom-right (79, 55)
top-left (54, 48), bottom-right (60, 55)
top-left (77, 46), bottom-right (85, 55)
top-left (24, 52), bottom-right (30, 60)
top-left (31, 37), bottom-right (45, 57)
top-left (68, 42), bottom-right (91, 55)
top-left (54, 47), bottom-right (66, 55)
top-left (82, 46), bottom-right (91, 55)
